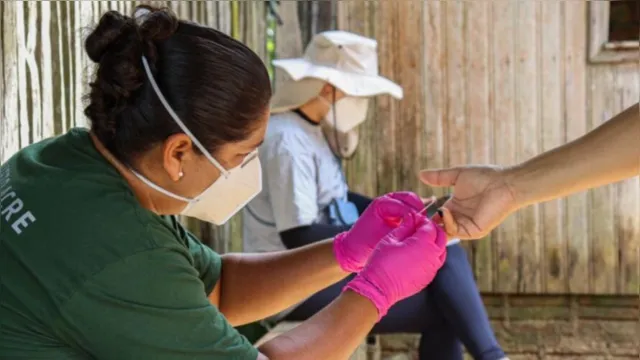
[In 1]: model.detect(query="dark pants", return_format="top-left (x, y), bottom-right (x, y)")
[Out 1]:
top-left (285, 244), bottom-right (505, 360)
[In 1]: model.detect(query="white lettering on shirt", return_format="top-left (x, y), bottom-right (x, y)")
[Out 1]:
top-left (0, 167), bottom-right (36, 235)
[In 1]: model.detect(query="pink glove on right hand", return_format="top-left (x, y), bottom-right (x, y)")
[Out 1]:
top-left (333, 191), bottom-right (424, 273)
top-left (343, 212), bottom-right (447, 320)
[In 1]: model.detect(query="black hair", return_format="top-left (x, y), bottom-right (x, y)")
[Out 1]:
top-left (84, 5), bottom-right (271, 165)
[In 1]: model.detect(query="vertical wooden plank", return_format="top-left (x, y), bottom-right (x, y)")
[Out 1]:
top-left (563, 0), bottom-right (589, 294)
top-left (204, 0), bottom-right (216, 28)
top-left (40, 1), bottom-right (55, 140)
top-left (421, 1), bottom-right (445, 199)
top-left (51, 1), bottom-right (66, 135)
top-left (72, 1), bottom-right (86, 128)
top-left (0, 0), bottom-right (4, 162)
top-left (515, 1), bottom-right (541, 293)
top-left (341, 0), bottom-right (378, 198)
top-left (616, 63), bottom-right (640, 294)
top-left (443, 0), bottom-right (475, 273)
top-left (444, 1), bottom-right (466, 169)
top-left (241, 2), bottom-right (267, 76)
top-left (1, 1), bottom-right (22, 163)
top-left (274, 0), bottom-right (303, 77)
top-left (176, 0), bottom-right (190, 22)
top-left (393, 0), bottom-right (423, 195)
top-left (492, 0), bottom-right (518, 293)
top-left (217, 0), bottom-right (231, 36)
top-left (373, 0), bottom-right (398, 195)
top-left (588, 65), bottom-right (618, 294)
top-left (22, 1), bottom-right (42, 144)
top-left (15, 2), bottom-right (30, 147)
top-left (465, 0), bottom-right (493, 292)
top-left (540, 1), bottom-right (566, 294)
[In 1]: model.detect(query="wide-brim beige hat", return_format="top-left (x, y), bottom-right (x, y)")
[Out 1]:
top-left (271, 31), bottom-right (403, 113)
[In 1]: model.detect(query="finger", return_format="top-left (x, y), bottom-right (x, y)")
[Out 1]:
top-left (387, 212), bottom-right (417, 239)
top-left (377, 197), bottom-right (417, 225)
top-left (410, 219), bottom-right (444, 248)
top-left (438, 207), bottom-right (459, 238)
top-left (386, 191), bottom-right (424, 211)
top-left (418, 168), bottom-right (461, 187)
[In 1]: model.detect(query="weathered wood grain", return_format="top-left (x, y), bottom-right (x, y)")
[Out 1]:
top-left (465, 0), bottom-right (493, 292)
top-left (588, 65), bottom-right (618, 294)
top-left (514, 0), bottom-right (542, 293)
top-left (2, 0), bottom-right (639, 294)
top-left (491, 0), bottom-right (519, 293)
top-left (540, 0), bottom-right (566, 294)
top-left (615, 62), bottom-right (640, 294)
top-left (563, 0), bottom-right (590, 294)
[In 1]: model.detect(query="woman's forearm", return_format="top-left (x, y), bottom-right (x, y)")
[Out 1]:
top-left (508, 102), bottom-right (639, 206)
top-left (218, 239), bottom-right (348, 326)
top-left (257, 290), bottom-right (377, 360)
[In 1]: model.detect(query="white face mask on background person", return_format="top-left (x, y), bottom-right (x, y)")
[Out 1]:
top-left (131, 56), bottom-right (263, 225)
top-left (320, 96), bottom-right (370, 133)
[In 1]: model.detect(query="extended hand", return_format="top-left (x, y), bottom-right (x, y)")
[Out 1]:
top-left (419, 165), bottom-right (520, 240)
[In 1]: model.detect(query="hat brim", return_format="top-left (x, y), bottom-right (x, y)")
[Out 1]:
top-left (270, 77), bottom-right (327, 113)
top-left (273, 58), bottom-right (404, 100)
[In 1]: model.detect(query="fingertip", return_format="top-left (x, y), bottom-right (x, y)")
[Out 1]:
top-left (431, 212), bottom-right (443, 225)
top-left (389, 191), bottom-right (424, 211)
top-left (439, 207), bottom-right (458, 238)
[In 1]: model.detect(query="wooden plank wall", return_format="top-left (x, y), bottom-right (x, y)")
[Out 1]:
top-left (338, 0), bottom-right (640, 295)
top-left (0, 0), bottom-right (266, 253)
top-left (2, 0), bottom-right (638, 296)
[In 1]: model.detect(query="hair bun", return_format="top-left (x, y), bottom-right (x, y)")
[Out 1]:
top-left (135, 6), bottom-right (179, 42)
top-left (85, 11), bottom-right (137, 63)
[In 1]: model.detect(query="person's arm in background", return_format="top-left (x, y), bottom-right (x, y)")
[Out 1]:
top-left (347, 191), bottom-right (373, 214)
top-left (420, 102), bottom-right (640, 239)
top-left (280, 224), bottom-right (350, 249)
top-left (279, 191), bottom-right (373, 249)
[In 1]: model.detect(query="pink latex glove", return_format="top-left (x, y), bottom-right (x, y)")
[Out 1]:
top-left (333, 191), bottom-right (424, 273)
top-left (343, 212), bottom-right (447, 320)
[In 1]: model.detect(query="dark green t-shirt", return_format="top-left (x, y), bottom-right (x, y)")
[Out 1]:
top-left (0, 128), bottom-right (257, 360)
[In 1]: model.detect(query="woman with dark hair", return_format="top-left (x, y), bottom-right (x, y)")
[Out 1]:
top-left (0, 7), bottom-right (447, 360)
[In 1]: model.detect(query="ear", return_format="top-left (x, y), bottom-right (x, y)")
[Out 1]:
top-left (162, 133), bottom-right (194, 181)
top-left (319, 83), bottom-right (335, 97)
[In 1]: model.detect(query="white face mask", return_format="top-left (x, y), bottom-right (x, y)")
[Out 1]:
top-left (322, 96), bottom-right (369, 133)
top-left (132, 57), bottom-right (262, 225)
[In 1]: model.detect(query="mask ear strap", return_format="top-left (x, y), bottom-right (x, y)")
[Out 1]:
top-left (141, 56), bottom-right (229, 177)
top-left (130, 168), bottom-right (193, 202)
top-left (331, 87), bottom-right (344, 160)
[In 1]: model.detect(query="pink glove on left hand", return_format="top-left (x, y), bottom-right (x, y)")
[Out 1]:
top-left (333, 191), bottom-right (424, 273)
top-left (344, 212), bottom-right (448, 320)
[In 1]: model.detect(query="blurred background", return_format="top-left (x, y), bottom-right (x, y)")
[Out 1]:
top-left (1, 1), bottom-right (639, 358)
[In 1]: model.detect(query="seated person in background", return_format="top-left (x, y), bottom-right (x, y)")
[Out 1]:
top-left (243, 31), bottom-right (508, 360)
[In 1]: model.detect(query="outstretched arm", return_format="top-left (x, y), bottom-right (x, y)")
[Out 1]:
top-left (420, 102), bottom-right (639, 239)
top-left (509, 102), bottom-right (639, 206)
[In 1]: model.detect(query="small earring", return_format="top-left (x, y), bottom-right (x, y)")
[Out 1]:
top-left (178, 171), bottom-right (184, 179)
